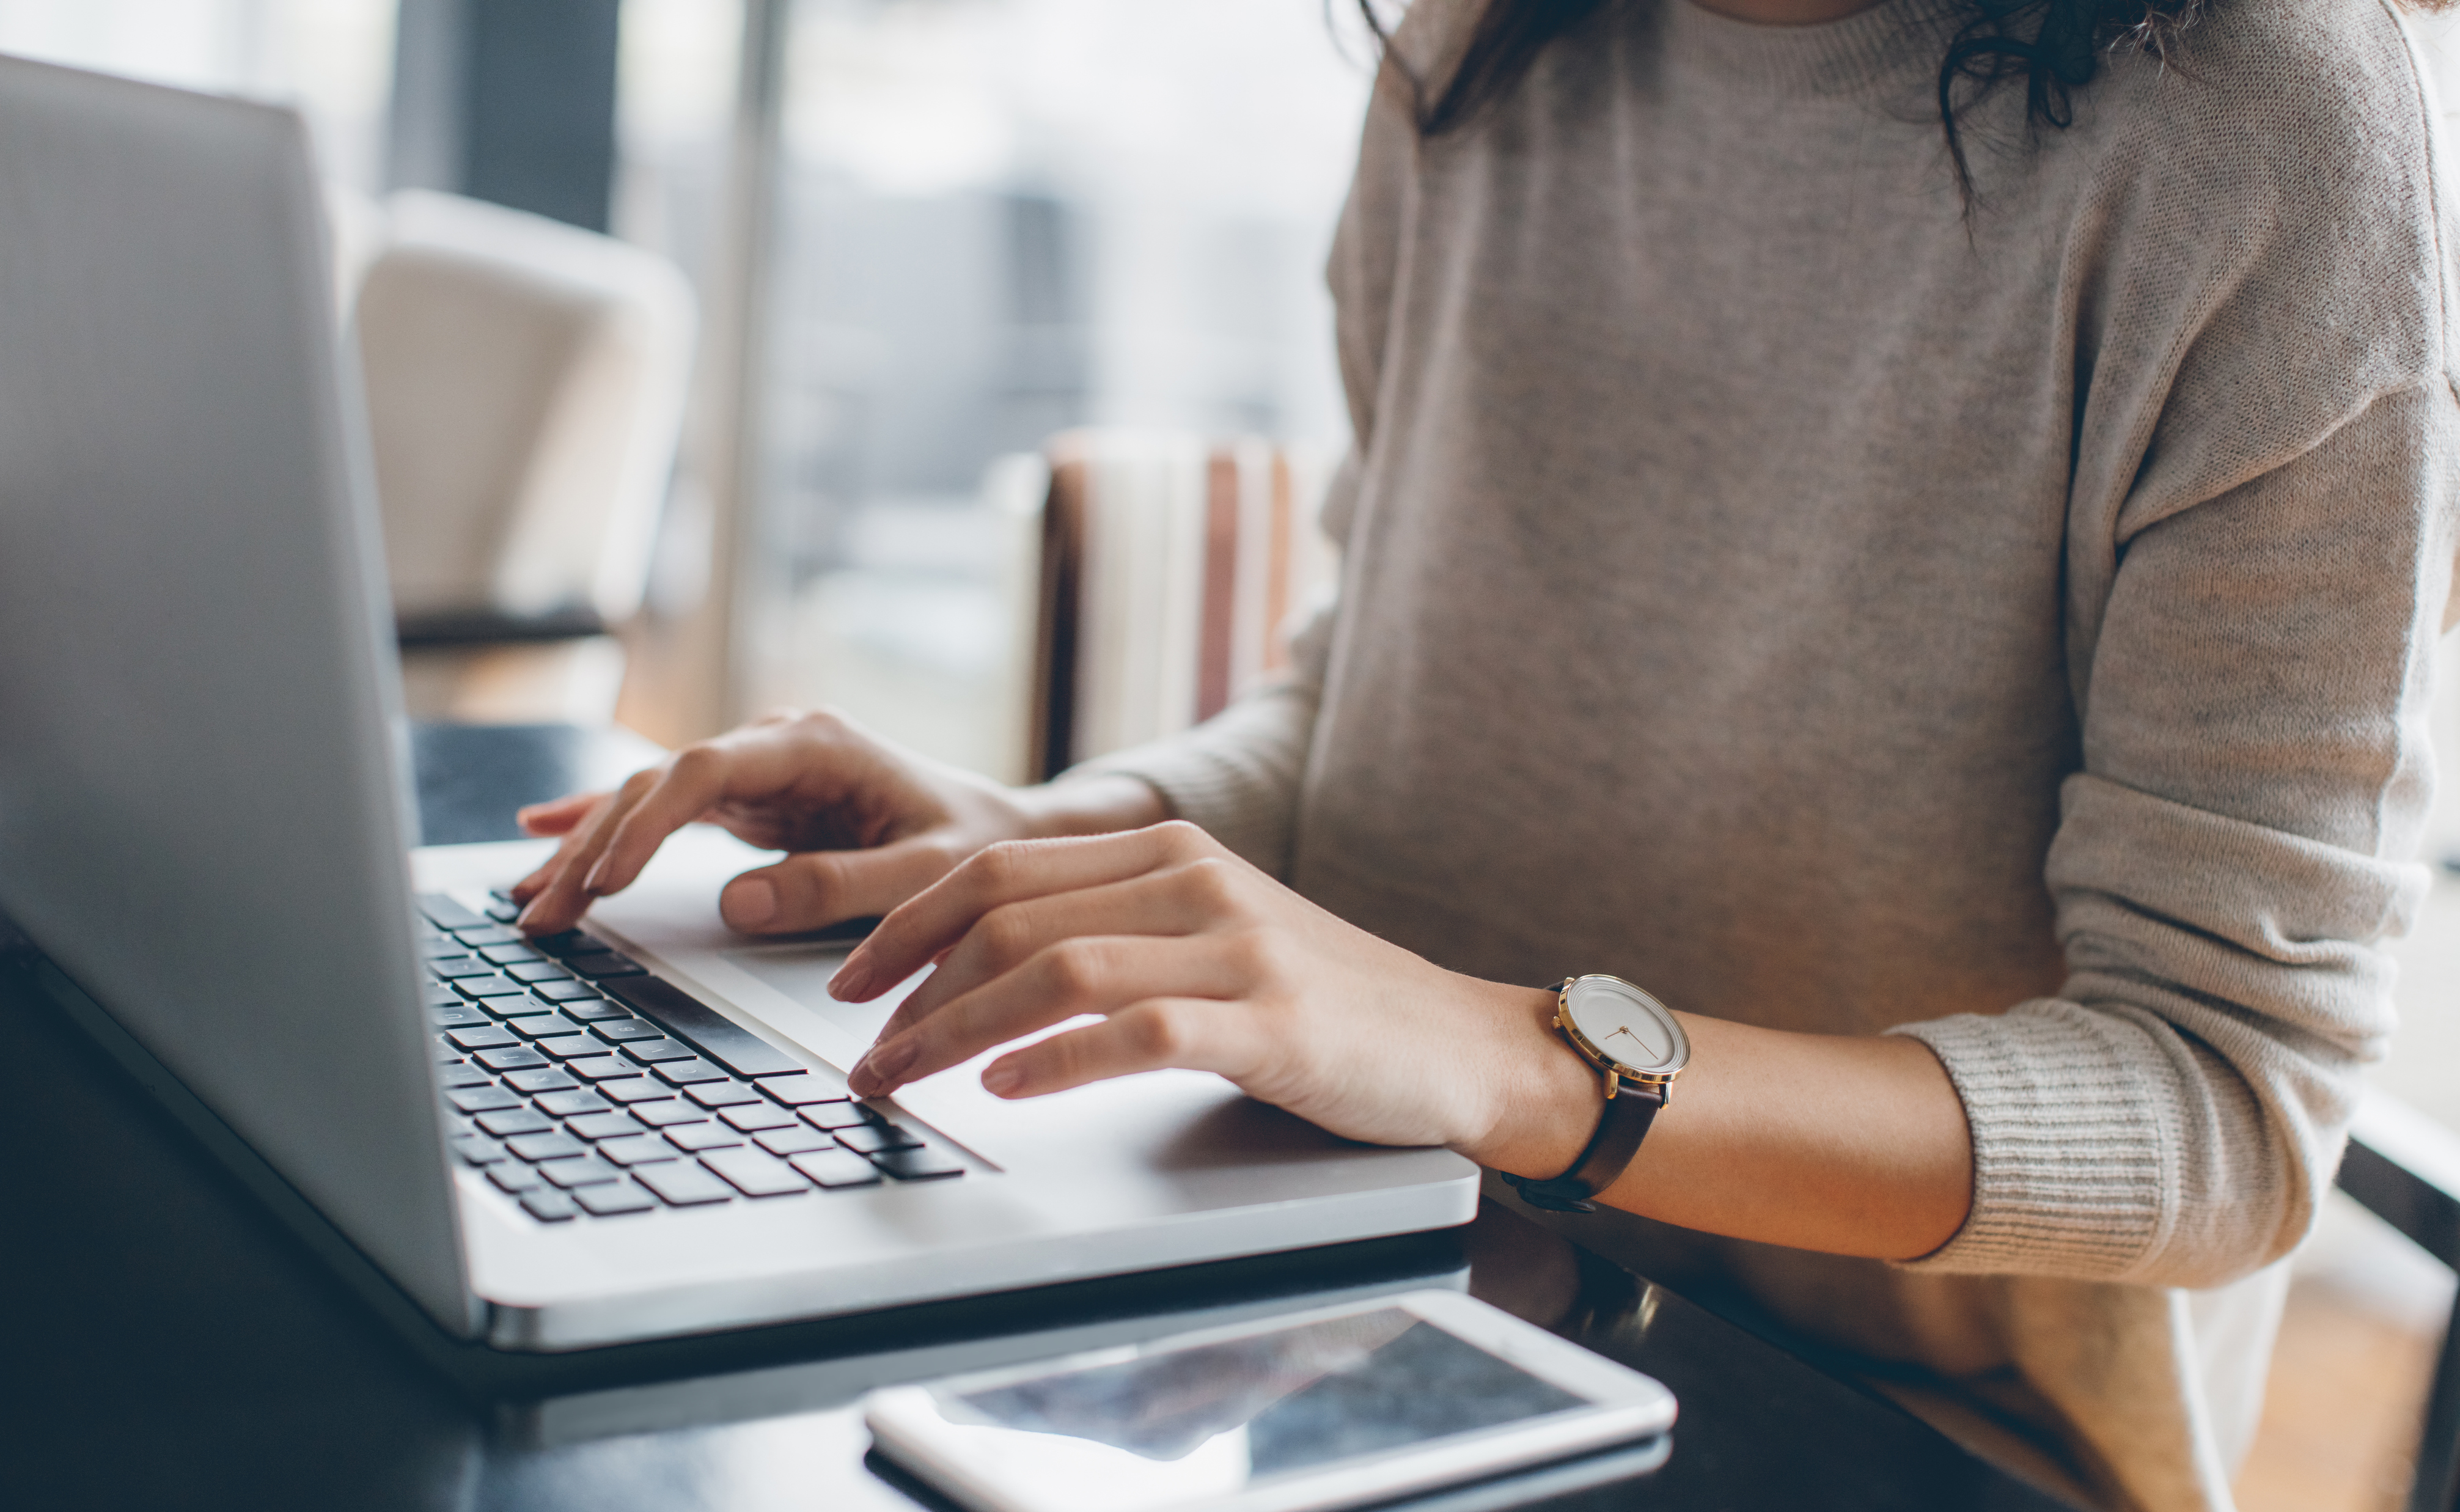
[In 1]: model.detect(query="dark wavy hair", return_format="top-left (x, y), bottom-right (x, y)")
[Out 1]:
top-left (1351, 0), bottom-right (2210, 197)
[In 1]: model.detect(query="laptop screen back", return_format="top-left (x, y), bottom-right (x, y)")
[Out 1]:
top-left (0, 59), bottom-right (472, 1334)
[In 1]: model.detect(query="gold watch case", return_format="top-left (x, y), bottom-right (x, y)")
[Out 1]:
top-left (1554, 974), bottom-right (1688, 1103)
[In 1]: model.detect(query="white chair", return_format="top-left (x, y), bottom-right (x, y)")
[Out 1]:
top-left (349, 189), bottom-right (695, 723)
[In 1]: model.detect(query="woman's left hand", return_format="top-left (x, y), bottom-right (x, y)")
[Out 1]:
top-left (830, 821), bottom-right (1591, 1168)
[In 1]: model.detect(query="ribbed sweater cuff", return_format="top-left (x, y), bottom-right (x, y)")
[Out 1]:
top-left (1887, 1002), bottom-right (2177, 1279)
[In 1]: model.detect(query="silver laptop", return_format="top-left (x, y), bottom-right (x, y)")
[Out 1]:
top-left (0, 56), bottom-right (1476, 1354)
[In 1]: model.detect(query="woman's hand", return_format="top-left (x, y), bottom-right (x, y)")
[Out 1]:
top-left (830, 821), bottom-right (1599, 1171)
top-left (509, 709), bottom-right (1166, 937)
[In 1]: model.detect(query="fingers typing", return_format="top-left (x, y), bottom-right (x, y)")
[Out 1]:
top-left (833, 821), bottom-right (1217, 1002)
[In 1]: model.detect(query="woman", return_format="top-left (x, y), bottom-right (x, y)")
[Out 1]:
top-left (515, 0), bottom-right (2458, 1505)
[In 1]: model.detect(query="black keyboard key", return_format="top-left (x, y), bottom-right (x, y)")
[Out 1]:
top-left (566, 1112), bottom-right (639, 1140)
top-left (480, 944), bottom-right (545, 966)
top-left (488, 1164), bottom-right (544, 1194)
top-left (521, 1191), bottom-right (578, 1222)
top-left (788, 1150), bottom-right (881, 1189)
top-left (510, 1013), bottom-right (585, 1041)
top-left (721, 1103), bottom-right (798, 1133)
top-left (569, 951), bottom-right (647, 980)
top-left (630, 1099), bottom-right (707, 1128)
top-left (536, 1089), bottom-right (612, 1118)
top-left (574, 1181), bottom-right (658, 1216)
top-left (540, 1156), bottom-right (622, 1189)
top-left (485, 994), bottom-right (556, 1018)
top-left (421, 984), bottom-right (461, 1008)
top-left (868, 1148), bottom-right (964, 1182)
top-left (454, 975), bottom-right (529, 999)
top-left (428, 956), bottom-right (495, 980)
top-left (447, 1023), bottom-right (518, 1051)
top-left (484, 898), bottom-right (521, 924)
top-left (475, 1046), bottom-right (550, 1072)
top-left (600, 977), bottom-right (804, 1078)
top-left (652, 1058), bottom-right (729, 1087)
top-left (533, 978), bottom-right (606, 1003)
top-left (597, 1135), bottom-right (680, 1167)
top-left (422, 939), bottom-right (472, 960)
top-left (701, 1148), bottom-right (807, 1197)
top-left (559, 997), bottom-right (627, 1022)
top-left (535, 1036), bottom-right (606, 1062)
top-left (666, 1123), bottom-right (741, 1153)
top-left (566, 1055), bottom-right (636, 1082)
top-left (430, 1005), bottom-right (491, 1028)
top-left (753, 1126), bottom-right (835, 1157)
top-left (527, 930), bottom-right (606, 958)
top-left (417, 892), bottom-right (487, 930)
top-left (505, 1067), bottom-right (579, 1094)
top-left (447, 1085), bottom-right (521, 1114)
top-left (621, 1038), bottom-right (697, 1065)
top-left (508, 963), bottom-right (573, 983)
top-left (591, 1019), bottom-right (663, 1044)
top-left (455, 925), bottom-right (521, 948)
top-left (761, 1072), bottom-right (853, 1107)
top-left (685, 1081), bottom-right (763, 1109)
top-left (436, 1062), bottom-right (493, 1089)
top-left (450, 1133), bottom-right (507, 1165)
top-left (834, 1123), bottom-right (922, 1156)
top-left (598, 1077), bottom-right (672, 1104)
top-left (475, 1108), bottom-right (556, 1137)
top-left (802, 1103), bottom-right (876, 1131)
top-left (637, 1163), bottom-right (734, 1206)
top-left (507, 1131), bottom-right (586, 1162)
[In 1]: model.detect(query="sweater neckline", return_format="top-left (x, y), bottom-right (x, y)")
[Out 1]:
top-left (1656, 0), bottom-right (1970, 97)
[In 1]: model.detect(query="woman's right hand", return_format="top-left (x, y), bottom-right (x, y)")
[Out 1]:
top-left (507, 708), bottom-right (1165, 938)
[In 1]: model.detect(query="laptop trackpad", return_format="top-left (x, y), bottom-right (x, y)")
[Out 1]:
top-left (722, 941), bottom-right (897, 1043)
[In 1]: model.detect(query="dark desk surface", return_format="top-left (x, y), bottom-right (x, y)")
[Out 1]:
top-left (2, 724), bottom-right (2073, 1512)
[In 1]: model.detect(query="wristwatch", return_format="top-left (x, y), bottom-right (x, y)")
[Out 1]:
top-left (1500, 975), bottom-right (1689, 1214)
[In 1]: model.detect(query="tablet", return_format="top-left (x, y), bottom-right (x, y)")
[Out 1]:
top-left (861, 1289), bottom-right (1676, 1512)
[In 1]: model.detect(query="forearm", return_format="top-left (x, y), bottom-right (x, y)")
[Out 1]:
top-left (1467, 990), bottom-right (1974, 1261)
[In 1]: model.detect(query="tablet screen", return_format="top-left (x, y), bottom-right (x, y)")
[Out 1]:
top-left (947, 1307), bottom-right (1587, 1483)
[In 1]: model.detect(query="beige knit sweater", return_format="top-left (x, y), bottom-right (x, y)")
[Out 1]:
top-left (1085, 0), bottom-right (2460, 1505)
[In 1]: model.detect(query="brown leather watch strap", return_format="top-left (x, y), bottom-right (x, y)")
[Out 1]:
top-left (1500, 1076), bottom-right (1664, 1214)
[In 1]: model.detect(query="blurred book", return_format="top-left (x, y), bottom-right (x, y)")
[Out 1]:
top-left (1026, 430), bottom-right (1335, 780)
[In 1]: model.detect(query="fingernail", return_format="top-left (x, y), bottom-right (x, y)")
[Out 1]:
top-left (581, 862), bottom-right (608, 895)
top-left (859, 1037), bottom-right (916, 1090)
top-left (721, 878), bottom-right (776, 931)
top-left (982, 1062), bottom-right (1023, 1096)
top-left (829, 958), bottom-right (870, 1000)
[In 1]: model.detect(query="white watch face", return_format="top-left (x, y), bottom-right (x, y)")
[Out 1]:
top-left (1563, 977), bottom-right (1688, 1077)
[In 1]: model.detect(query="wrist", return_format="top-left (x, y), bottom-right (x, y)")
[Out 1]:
top-left (1009, 773), bottom-right (1172, 840)
top-left (1456, 983), bottom-right (1601, 1178)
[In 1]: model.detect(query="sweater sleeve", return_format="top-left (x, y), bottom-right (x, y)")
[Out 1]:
top-left (1891, 381), bottom-right (2458, 1285)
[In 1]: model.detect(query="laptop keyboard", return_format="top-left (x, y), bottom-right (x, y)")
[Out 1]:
top-left (419, 890), bottom-right (964, 1225)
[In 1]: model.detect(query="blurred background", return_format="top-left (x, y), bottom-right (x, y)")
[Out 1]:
top-left (0, 0), bottom-right (1371, 777)
top-left (10, 7), bottom-right (2460, 1509)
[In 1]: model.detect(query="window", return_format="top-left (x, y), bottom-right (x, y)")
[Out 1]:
top-left (615, 0), bottom-right (1373, 776)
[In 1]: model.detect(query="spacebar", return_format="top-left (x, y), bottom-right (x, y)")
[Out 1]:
top-left (600, 977), bottom-right (803, 1078)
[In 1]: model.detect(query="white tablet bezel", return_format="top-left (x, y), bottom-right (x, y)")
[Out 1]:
top-left (861, 1288), bottom-right (1676, 1512)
